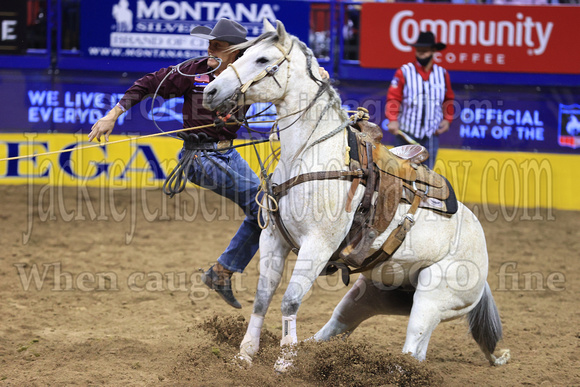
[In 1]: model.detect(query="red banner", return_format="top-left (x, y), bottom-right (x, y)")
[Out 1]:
top-left (360, 3), bottom-right (580, 74)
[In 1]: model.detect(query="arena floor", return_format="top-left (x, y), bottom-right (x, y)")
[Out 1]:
top-left (0, 184), bottom-right (578, 386)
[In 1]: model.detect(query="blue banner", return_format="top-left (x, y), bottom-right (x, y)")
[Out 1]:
top-left (2, 70), bottom-right (580, 154)
top-left (337, 81), bottom-right (580, 155)
top-left (0, 70), bottom-right (274, 139)
top-left (443, 85), bottom-right (580, 154)
top-left (80, 0), bottom-right (310, 62)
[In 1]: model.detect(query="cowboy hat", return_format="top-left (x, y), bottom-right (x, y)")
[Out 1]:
top-left (190, 19), bottom-right (247, 45)
top-left (410, 31), bottom-right (446, 51)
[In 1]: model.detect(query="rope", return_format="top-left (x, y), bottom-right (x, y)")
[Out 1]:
top-left (150, 56), bottom-right (222, 138)
top-left (0, 120), bottom-right (276, 163)
top-left (296, 106), bottom-right (368, 157)
top-left (290, 82), bottom-right (345, 163)
top-left (255, 182), bottom-right (279, 230)
top-left (255, 136), bottom-right (281, 229)
top-left (162, 147), bottom-right (198, 198)
top-left (302, 120), bottom-right (351, 153)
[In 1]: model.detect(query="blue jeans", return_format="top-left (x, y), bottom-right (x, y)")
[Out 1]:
top-left (393, 132), bottom-right (440, 170)
top-left (187, 148), bottom-right (262, 273)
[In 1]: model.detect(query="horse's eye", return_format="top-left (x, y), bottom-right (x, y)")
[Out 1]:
top-left (256, 57), bottom-right (269, 64)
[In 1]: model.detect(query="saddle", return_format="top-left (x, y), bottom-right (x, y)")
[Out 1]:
top-left (268, 109), bottom-right (458, 283)
top-left (330, 114), bottom-right (458, 274)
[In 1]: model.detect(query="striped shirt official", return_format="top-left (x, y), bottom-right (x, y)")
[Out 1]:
top-left (399, 63), bottom-right (447, 139)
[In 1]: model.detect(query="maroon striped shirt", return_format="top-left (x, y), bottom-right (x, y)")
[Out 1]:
top-left (119, 59), bottom-right (241, 140)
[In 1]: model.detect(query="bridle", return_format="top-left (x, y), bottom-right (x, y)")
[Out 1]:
top-left (220, 38), bottom-right (337, 149)
top-left (217, 41), bottom-right (294, 117)
top-left (230, 41), bottom-right (293, 94)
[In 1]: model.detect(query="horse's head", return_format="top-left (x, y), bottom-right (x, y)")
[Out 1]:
top-left (203, 19), bottom-right (298, 113)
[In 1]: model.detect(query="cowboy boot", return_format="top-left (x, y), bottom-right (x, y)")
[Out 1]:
top-left (201, 263), bottom-right (242, 309)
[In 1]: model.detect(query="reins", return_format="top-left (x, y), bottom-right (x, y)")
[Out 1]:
top-left (222, 38), bottom-right (338, 230)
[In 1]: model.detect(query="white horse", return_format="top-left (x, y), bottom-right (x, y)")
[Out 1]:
top-left (203, 20), bottom-right (510, 368)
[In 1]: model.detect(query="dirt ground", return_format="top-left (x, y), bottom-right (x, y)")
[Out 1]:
top-left (0, 184), bottom-right (578, 386)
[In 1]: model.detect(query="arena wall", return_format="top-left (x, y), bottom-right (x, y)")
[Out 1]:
top-left (1, 133), bottom-right (577, 211)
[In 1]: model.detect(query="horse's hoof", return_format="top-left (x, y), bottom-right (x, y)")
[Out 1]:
top-left (233, 353), bottom-right (253, 369)
top-left (239, 338), bottom-right (259, 360)
top-left (489, 349), bottom-right (511, 366)
top-left (495, 349), bottom-right (511, 366)
top-left (274, 346), bottom-right (297, 373)
top-left (274, 357), bottom-right (293, 373)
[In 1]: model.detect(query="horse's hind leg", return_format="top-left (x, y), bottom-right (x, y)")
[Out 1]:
top-left (314, 275), bottom-right (413, 341)
top-left (402, 262), bottom-right (485, 361)
top-left (402, 292), bottom-right (442, 361)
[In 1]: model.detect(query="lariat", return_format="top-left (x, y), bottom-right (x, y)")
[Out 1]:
top-left (162, 132), bottom-right (211, 198)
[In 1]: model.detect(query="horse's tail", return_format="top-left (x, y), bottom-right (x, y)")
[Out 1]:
top-left (467, 281), bottom-right (511, 366)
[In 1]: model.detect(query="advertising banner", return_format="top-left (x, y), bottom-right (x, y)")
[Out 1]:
top-left (0, 133), bottom-right (273, 189)
top-left (0, 0), bottom-right (27, 54)
top-left (360, 3), bottom-right (580, 74)
top-left (1, 133), bottom-right (577, 210)
top-left (336, 82), bottom-right (580, 154)
top-left (81, 0), bottom-right (310, 61)
top-left (2, 73), bottom-right (579, 154)
top-left (0, 73), bottom-right (275, 139)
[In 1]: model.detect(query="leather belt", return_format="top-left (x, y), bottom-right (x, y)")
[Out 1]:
top-left (184, 139), bottom-right (233, 153)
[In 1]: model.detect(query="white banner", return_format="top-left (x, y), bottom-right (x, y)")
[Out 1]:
top-left (110, 32), bottom-right (206, 50)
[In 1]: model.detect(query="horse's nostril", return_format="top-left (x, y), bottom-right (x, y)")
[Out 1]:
top-left (207, 88), bottom-right (217, 97)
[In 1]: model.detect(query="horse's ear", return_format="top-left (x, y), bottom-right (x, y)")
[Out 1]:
top-left (263, 19), bottom-right (276, 33)
top-left (275, 20), bottom-right (288, 45)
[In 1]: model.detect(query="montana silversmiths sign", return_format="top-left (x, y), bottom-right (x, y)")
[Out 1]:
top-left (81, 0), bottom-right (309, 60)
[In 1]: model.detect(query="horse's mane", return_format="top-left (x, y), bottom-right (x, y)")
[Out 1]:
top-left (284, 37), bottom-right (348, 122)
top-left (230, 31), bottom-right (279, 52)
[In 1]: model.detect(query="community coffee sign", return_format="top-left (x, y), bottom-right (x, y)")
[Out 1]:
top-left (360, 3), bottom-right (580, 74)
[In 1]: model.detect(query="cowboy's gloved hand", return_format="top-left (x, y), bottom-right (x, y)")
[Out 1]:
top-left (318, 67), bottom-right (329, 80)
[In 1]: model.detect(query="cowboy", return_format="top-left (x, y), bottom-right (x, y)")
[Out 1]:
top-left (88, 19), bottom-right (260, 309)
top-left (385, 31), bottom-right (455, 169)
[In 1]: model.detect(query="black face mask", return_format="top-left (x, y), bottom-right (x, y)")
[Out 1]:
top-left (416, 55), bottom-right (432, 67)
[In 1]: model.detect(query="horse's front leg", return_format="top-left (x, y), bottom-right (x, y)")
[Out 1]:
top-left (274, 239), bottom-right (334, 372)
top-left (239, 226), bottom-right (290, 364)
